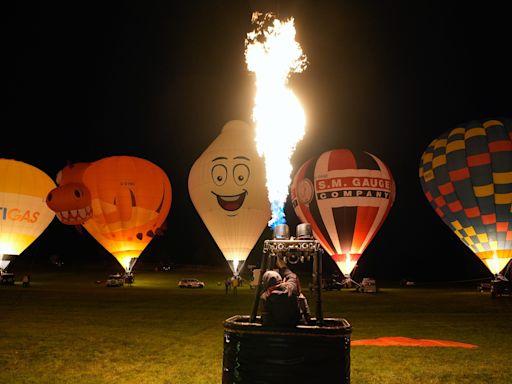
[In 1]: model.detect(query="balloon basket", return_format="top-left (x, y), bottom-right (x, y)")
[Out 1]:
top-left (222, 315), bottom-right (351, 384)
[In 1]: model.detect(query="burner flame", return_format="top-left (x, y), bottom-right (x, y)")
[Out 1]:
top-left (245, 12), bottom-right (307, 228)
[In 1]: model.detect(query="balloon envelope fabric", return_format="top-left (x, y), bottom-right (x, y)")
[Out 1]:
top-left (46, 157), bottom-right (172, 273)
top-left (82, 156), bottom-right (172, 273)
top-left (419, 118), bottom-right (512, 275)
top-left (188, 120), bottom-right (270, 275)
top-left (291, 149), bottom-right (396, 276)
top-left (0, 159), bottom-right (56, 270)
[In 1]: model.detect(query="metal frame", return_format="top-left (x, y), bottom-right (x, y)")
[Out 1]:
top-left (249, 238), bottom-right (325, 325)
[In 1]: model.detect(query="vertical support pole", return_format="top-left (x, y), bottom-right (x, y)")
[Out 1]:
top-left (249, 250), bottom-right (269, 323)
top-left (313, 250), bottom-right (324, 325)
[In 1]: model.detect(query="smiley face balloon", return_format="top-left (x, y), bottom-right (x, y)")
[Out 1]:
top-left (188, 120), bottom-right (270, 275)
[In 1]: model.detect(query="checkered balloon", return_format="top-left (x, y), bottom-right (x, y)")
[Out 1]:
top-left (419, 118), bottom-right (512, 275)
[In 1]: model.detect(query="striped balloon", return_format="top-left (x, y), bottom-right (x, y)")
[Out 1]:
top-left (291, 149), bottom-right (396, 276)
top-left (419, 118), bottom-right (512, 275)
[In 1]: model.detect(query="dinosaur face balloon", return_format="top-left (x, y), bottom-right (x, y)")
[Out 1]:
top-left (46, 156), bottom-right (172, 272)
top-left (188, 120), bottom-right (270, 275)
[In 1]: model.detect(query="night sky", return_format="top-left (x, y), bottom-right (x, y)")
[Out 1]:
top-left (6, 1), bottom-right (511, 281)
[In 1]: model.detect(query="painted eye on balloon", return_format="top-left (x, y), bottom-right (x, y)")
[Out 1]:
top-left (233, 164), bottom-right (250, 186)
top-left (74, 189), bottom-right (82, 198)
top-left (211, 164), bottom-right (228, 186)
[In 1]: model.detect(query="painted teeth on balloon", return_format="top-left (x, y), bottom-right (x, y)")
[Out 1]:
top-left (71, 209), bottom-right (77, 217)
top-left (62, 211), bottom-right (69, 218)
top-left (79, 208), bottom-right (87, 218)
top-left (222, 195), bottom-right (239, 202)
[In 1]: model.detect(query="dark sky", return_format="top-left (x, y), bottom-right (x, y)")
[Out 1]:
top-left (6, 1), bottom-right (511, 281)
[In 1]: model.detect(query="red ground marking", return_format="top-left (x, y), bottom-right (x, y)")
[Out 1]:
top-left (352, 336), bottom-right (477, 348)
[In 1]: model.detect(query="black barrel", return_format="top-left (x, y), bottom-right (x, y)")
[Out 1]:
top-left (222, 315), bottom-right (351, 384)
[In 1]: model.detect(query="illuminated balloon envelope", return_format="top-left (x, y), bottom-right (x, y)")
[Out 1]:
top-left (291, 149), bottom-right (396, 276)
top-left (419, 118), bottom-right (512, 275)
top-left (47, 157), bottom-right (172, 273)
top-left (82, 156), bottom-right (172, 273)
top-left (188, 120), bottom-right (271, 275)
top-left (0, 159), bottom-right (56, 270)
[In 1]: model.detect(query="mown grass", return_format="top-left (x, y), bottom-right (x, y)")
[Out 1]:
top-left (0, 268), bottom-right (511, 383)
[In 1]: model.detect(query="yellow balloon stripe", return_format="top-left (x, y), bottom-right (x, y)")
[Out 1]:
top-left (422, 151), bottom-right (433, 164)
top-left (434, 138), bottom-right (448, 150)
top-left (432, 155), bottom-right (447, 169)
top-left (465, 127), bottom-right (486, 139)
top-left (495, 192), bottom-right (512, 204)
top-left (446, 139), bottom-right (465, 153)
top-left (464, 226), bottom-right (476, 237)
top-left (449, 127), bottom-right (466, 136)
top-left (473, 184), bottom-right (494, 197)
top-left (493, 171), bottom-right (512, 184)
top-left (451, 220), bottom-right (463, 230)
top-left (483, 120), bottom-right (504, 129)
top-left (477, 233), bottom-right (489, 243)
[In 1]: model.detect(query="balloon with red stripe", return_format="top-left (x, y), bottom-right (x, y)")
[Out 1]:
top-left (291, 149), bottom-right (396, 276)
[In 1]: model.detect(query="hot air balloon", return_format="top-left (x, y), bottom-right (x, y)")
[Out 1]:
top-left (188, 120), bottom-right (271, 275)
top-left (0, 159), bottom-right (56, 271)
top-left (419, 118), bottom-right (512, 276)
top-left (46, 156), bottom-right (172, 273)
top-left (290, 149), bottom-right (396, 277)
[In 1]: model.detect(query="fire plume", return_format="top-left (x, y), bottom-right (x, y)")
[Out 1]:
top-left (245, 12), bottom-right (307, 228)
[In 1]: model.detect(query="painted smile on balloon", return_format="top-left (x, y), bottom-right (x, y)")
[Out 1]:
top-left (211, 190), bottom-right (248, 214)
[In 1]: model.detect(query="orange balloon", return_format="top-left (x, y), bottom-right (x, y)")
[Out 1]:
top-left (82, 156), bottom-right (172, 272)
top-left (46, 157), bottom-right (172, 272)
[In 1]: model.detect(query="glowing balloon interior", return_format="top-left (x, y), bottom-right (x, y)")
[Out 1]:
top-left (188, 120), bottom-right (271, 275)
top-left (419, 119), bottom-right (512, 275)
top-left (47, 156), bottom-right (172, 273)
top-left (0, 159), bottom-right (56, 270)
top-left (291, 149), bottom-right (396, 276)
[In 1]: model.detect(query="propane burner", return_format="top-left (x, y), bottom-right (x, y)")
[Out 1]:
top-left (267, 223), bottom-right (321, 263)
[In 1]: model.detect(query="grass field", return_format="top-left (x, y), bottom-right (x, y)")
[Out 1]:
top-left (0, 267), bottom-right (511, 384)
